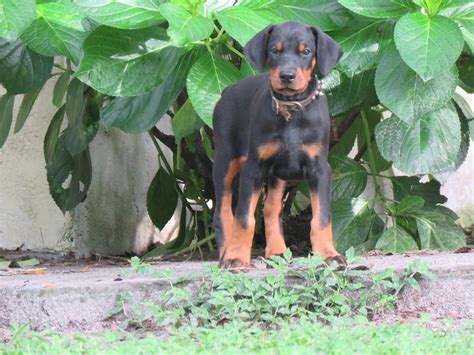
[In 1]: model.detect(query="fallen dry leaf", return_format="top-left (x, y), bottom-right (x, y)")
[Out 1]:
top-left (21, 268), bottom-right (48, 275)
top-left (454, 247), bottom-right (472, 254)
top-left (41, 283), bottom-right (56, 289)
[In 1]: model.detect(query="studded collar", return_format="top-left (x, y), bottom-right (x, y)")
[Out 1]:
top-left (270, 77), bottom-right (324, 121)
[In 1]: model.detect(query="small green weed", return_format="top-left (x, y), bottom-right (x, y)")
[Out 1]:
top-left (121, 249), bottom-right (433, 331)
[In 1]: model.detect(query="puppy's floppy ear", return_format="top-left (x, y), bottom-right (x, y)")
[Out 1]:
top-left (310, 26), bottom-right (343, 76)
top-left (243, 25), bottom-right (274, 72)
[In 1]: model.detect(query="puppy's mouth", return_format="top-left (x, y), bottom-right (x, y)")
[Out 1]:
top-left (272, 83), bottom-right (308, 96)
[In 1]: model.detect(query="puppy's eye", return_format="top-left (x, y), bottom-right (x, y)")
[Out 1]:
top-left (302, 48), bottom-right (311, 55)
top-left (270, 47), bottom-right (280, 54)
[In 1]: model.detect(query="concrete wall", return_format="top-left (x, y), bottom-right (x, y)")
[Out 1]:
top-left (0, 77), bottom-right (179, 256)
top-left (0, 80), bottom-right (473, 256)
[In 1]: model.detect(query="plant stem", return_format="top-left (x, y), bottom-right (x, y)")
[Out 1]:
top-left (148, 131), bottom-right (173, 175)
top-left (224, 42), bottom-right (245, 59)
top-left (169, 233), bottom-right (215, 258)
top-left (361, 111), bottom-right (386, 207)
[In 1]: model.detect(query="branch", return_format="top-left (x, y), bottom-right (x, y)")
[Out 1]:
top-left (330, 110), bottom-right (360, 148)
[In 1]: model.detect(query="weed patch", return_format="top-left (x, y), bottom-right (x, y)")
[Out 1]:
top-left (115, 249), bottom-right (433, 332)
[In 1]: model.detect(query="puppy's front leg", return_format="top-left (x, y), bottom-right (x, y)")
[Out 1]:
top-left (307, 159), bottom-right (347, 266)
top-left (220, 158), bottom-right (262, 271)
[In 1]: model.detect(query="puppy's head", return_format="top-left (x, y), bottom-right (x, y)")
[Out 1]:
top-left (244, 21), bottom-right (343, 96)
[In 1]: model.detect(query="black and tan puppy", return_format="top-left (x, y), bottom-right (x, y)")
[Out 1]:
top-left (213, 21), bottom-right (346, 270)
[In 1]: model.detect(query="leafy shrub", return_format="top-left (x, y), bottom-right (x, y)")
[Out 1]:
top-left (0, 0), bottom-right (472, 255)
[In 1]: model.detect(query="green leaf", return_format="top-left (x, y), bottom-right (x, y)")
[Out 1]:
top-left (73, 0), bottom-right (165, 29)
top-left (0, 39), bottom-right (53, 95)
top-left (172, 100), bottom-right (204, 141)
top-left (187, 51), bottom-right (242, 126)
top-left (458, 56), bottom-right (474, 93)
top-left (44, 105), bottom-right (65, 163)
top-left (397, 196), bottom-right (425, 214)
top-left (375, 226), bottom-right (419, 253)
top-left (48, 143), bottom-right (92, 212)
top-left (21, 0), bottom-right (96, 64)
top-left (0, 93), bottom-right (14, 149)
top-left (329, 155), bottom-right (368, 202)
top-left (0, 0), bottom-right (36, 41)
top-left (143, 198), bottom-right (190, 258)
top-left (14, 90), bottom-right (41, 134)
top-left (44, 107), bottom-right (92, 213)
top-left (375, 103), bottom-right (461, 175)
top-left (439, 2), bottom-right (474, 52)
top-left (160, 3), bottom-right (214, 45)
top-left (433, 99), bottom-right (471, 179)
top-left (216, 6), bottom-right (270, 46)
top-left (147, 168), bottom-right (179, 230)
top-left (76, 26), bottom-right (183, 96)
top-left (53, 71), bottom-right (71, 108)
top-left (354, 214), bottom-right (385, 253)
top-left (394, 13), bottom-right (464, 81)
top-left (375, 46), bottom-right (458, 123)
top-left (63, 79), bottom-right (99, 156)
top-left (453, 92), bottom-right (474, 140)
top-left (391, 176), bottom-right (447, 206)
top-left (332, 198), bottom-right (374, 252)
top-left (251, 0), bottom-right (351, 31)
top-left (101, 47), bottom-right (203, 133)
top-left (333, 20), bottom-right (393, 76)
top-left (338, 0), bottom-right (415, 19)
top-left (327, 69), bottom-right (375, 115)
top-left (414, 208), bottom-right (466, 250)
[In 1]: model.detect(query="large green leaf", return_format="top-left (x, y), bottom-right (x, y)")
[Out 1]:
top-left (338, 0), bottom-right (415, 19)
top-left (76, 26), bottom-right (183, 96)
top-left (332, 198), bottom-right (374, 252)
top-left (326, 69), bottom-right (375, 115)
top-left (0, 93), bottom-right (14, 149)
top-left (250, 0), bottom-right (351, 31)
top-left (394, 13), bottom-right (464, 81)
top-left (63, 79), bottom-right (99, 156)
top-left (375, 46), bottom-right (458, 123)
top-left (414, 208), bottom-right (466, 250)
top-left (14, 90), bottom-right (41, 134)
top-left (375, 225), bottom-right (419, 253)
top-left (391, 176), bottom-right (447, 206)
top-left (44, 105), bottom-right (92, 212)
top-left (329, 155), bottom-right (368, 202)
top-left (433, 98), bottom-right (471, 176)
top-left (0, 39), bottom-right (53, 95)
top-left (440, 2), bottom-right (474, 52)
top-left (171, 100), bottom-right (204, 141)
top-left (73, 0), bottom-right (165, 29)
top-left (21, 0), bottom-right (95, 64)
top-left (187, 51), bottom-right (242, 126)
top-left (147, 168), bottom-right (179, 230)
top-left (333, 20), bottom-right (393, 76)
top-left (0, 0), bottom-right (36, 41)
top-left (216, 6), bottom-right (270, 46)
top-left (101, 47), bottom-right (203, 133)
top-left (375, 103), bottom-right (461, 175)
top-left (160, 3), bottom-right (214, 46)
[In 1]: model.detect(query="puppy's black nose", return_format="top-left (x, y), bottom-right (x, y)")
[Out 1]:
top-left (279, 71), bottom-right (295, 83)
